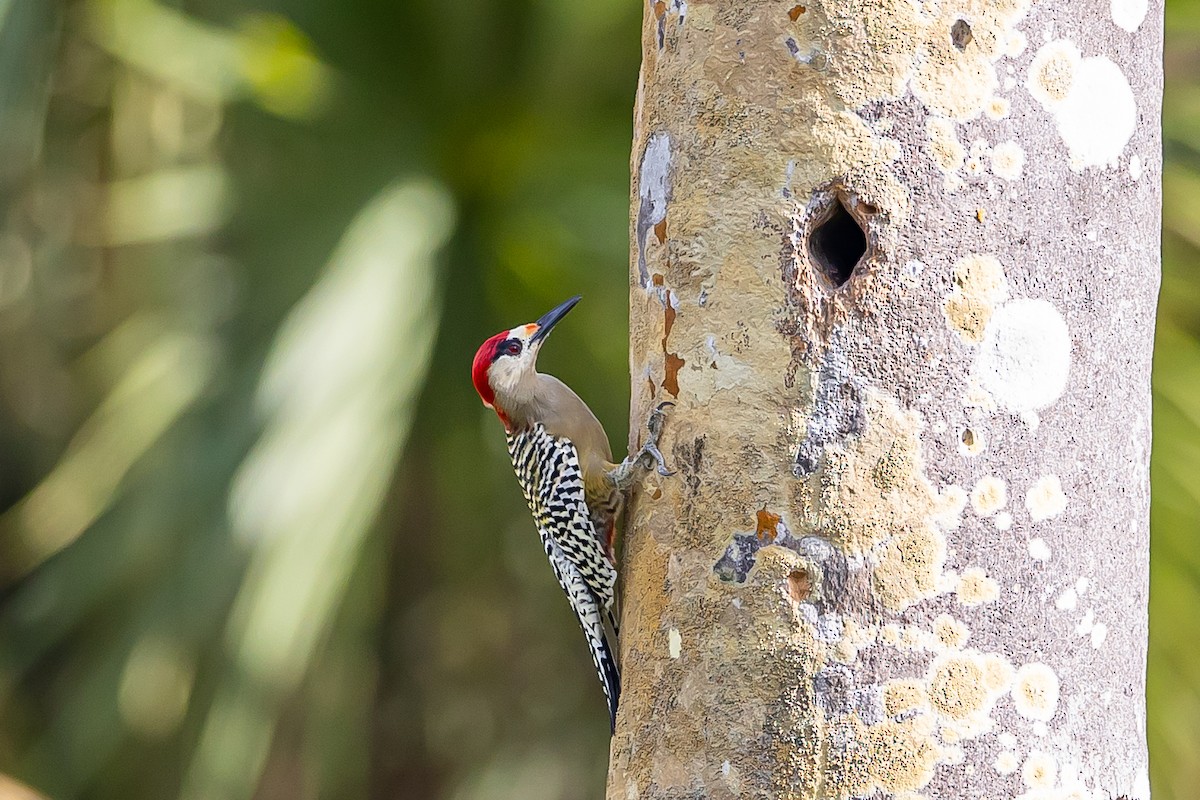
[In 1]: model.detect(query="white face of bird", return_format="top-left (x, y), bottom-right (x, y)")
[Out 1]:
top-left (487, 324), bottom-right (542, 407)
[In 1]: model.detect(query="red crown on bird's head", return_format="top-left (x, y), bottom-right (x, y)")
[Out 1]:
top-left (471, 331), bottom-right (510, 409)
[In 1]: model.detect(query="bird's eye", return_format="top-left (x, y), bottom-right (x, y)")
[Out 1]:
top-left (505, 340), bottom-right (522, 356)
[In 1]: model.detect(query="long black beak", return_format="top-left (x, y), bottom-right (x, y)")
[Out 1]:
top-left (530, 295), bottom-right (581, 344)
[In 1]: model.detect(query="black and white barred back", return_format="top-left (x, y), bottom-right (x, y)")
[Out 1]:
top-left (507, 423), bottom-right (621, 732)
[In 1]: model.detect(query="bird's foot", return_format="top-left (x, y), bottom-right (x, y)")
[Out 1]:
top-left (607, 402), bottom-right (675, 491)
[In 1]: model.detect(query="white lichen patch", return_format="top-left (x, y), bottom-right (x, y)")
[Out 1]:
top-left (1027, 40), bottom-right (1137, 169)
top-left (981, 654), bottom-right (1015, 694)
top-left (990, 141), bottom-right (1025, 180)
top-left (1055, 586), bottom-right (1078, 610)
top-left (955, 568), bottom-right (1000, 606)
top-left (941, 745), bottom-right (966, 765)
top-left (1012, 663), bottom-right (1060, 721)
top-left (1130, 153), bottom-right (1144, 180)
top-left (995, 751), bottom-right (1020, 774)
top-left (1026, 474), bottom-right (1068, 521)
top-left (1006, 29), bottom-right (1028, 58)
top-left (932, 485), bottom-right (968, 530)
top-left (970, 476), bottom-right (1007, 517)
top-left (1091, 621), bottom-right (1108, 648)
top-left (1028, 537), bottom-right (1051, 561)
top-left (975, 299), bottom-right (1071, 412)
top-left (1022, 750), bottom-right (1059, 788)
top-left (994, 511), bottom-right (1013, 531)
top-left (1111, 0), bottom-right (1149, 32)
top-left (964, 155), bottom-right (988, 179)
top-left (641, 134), bottom-right (671, 202)
top-left (926, 116), bottom-right (965, 173)
top-left (668, 627), bottom-right (682, 659)
top-left (985, 96), bottom-right (1011, 119)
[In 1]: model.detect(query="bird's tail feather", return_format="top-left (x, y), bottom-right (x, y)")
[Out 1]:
top-left (594, 628), bottom-right (621, 734)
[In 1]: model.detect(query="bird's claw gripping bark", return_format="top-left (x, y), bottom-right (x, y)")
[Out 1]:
top-left (639, 402), bottom-right (675, 477)
top-left (608, 402), bottom-right (675, 490)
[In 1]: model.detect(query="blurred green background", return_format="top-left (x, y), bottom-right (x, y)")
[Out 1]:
top-left (0, 1), bottom-right (1194, 799)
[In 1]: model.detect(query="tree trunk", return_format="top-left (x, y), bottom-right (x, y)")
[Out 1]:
top-left (613, 1), bottom-right (1160, 798)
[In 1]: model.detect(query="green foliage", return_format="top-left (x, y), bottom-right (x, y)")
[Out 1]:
top-left (0, 0), bottom-right (1192, 799)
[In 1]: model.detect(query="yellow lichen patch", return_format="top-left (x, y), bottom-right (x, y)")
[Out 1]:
top-left (1028, 40), bottom-right (1081, 107)
top-left (1026, 474), bottom-right (1068, 522)
top-left (1022, 750), bottom-right (1058, 789)
top-left (970, 476), bottom-right (1008, 517)
top-left (774, 0), bottom-right (1033, 217)
top-left (911, 0), bottom-right (1032, 120)
top-left (796, 391), bottom-right (956, 613)
top-left (944, 254), bottom-right (1009, 343)
top-left (991, 140), bottom-right (1025, 180)
top-left (934, 614), bottom-right (970, 649)
top-left (818, 0), bottom-right (924, 109)
top-left (956, 567), bottom-right (1000, 606)
top-left (955, 253), bottom-right (1008, 302)
top-left (807, 0), bottom-right (1031, 121)
top-left (884, 679), bottom-right (929, 717)
top-left (873, 440), bottom-right (915, 490)
top-left (928, 655), bottom-right (987, 720)
top-left (828, 714), bottom-right (942, 797)
top-left (926, 116), bottom-right (965, 173)
top-left (867, 716), bottom-right (943, 793)
top-left (898, 625), bottom-right (939, 652)
top-left (874, 525), bottom-right (946, 612)
top-left (944, 294), bottom-right (991, 341)
top-left (792, 105), bottom-right (910, 219)
top-left (912, 37), bottom-right (994, 120)
top-left (1012, 663), bottom-right (1061, 721)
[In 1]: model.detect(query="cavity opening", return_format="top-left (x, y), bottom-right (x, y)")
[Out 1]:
top-left (809, 197), bottom-right (867, 288)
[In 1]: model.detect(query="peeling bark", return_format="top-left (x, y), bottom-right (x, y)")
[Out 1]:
top-left (612, 1), bottom-right (1160, 798)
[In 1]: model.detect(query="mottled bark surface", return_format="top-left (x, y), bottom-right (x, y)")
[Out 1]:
top-left (612, 1), bottom-right (1160, 798)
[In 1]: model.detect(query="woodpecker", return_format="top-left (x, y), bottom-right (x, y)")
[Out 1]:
top-left (471, 295), bottom-right (672, 733)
